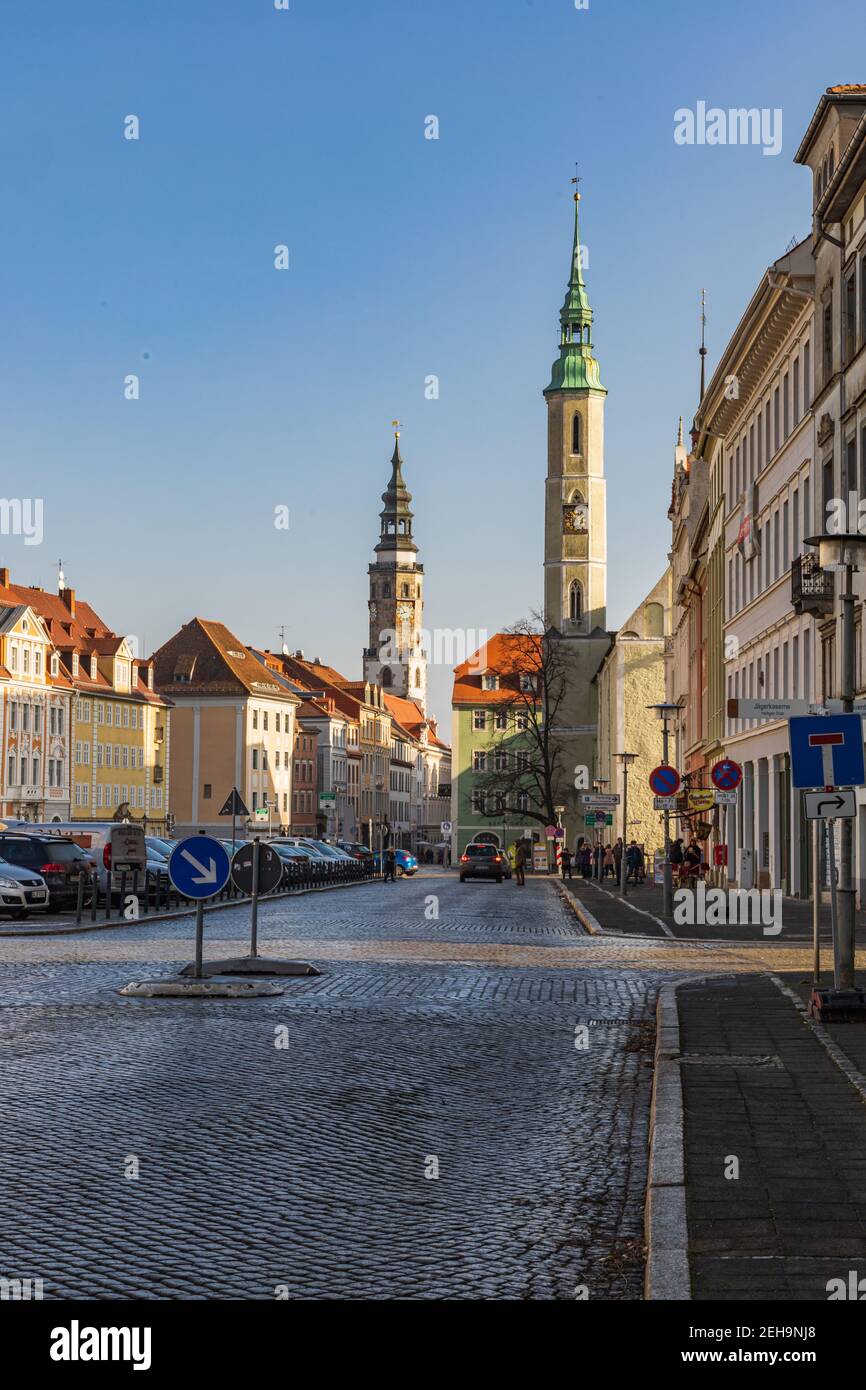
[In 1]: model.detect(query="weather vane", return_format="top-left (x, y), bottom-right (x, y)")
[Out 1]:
top-left (392, 419), bottom-right (402, 438)
top-left (571, 162), bottom-right (582, 200)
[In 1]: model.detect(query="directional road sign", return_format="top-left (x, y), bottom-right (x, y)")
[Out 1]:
top-left (804, 789), bottom-right (857, 820)
top-left (649, 765), bottom-right (681, 797)
top-left (579, 794), bottom-right (620, 807)
top-left (711, 758), bottom-right (742, 792)
top-left (789, 714), bottom-right (866, 789)
top-left (231, 843), bottom-right (283, 896)
top-left (169, 836), bottom-right (231, 900)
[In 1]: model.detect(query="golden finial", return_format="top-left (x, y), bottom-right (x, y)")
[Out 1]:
top-left (571, 162), bottom-right (582, 202)
top-left (391, 418), bottom-right (402, 438)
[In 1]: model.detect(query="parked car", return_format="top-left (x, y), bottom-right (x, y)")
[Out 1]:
top-left (0, 832), bottom-right (95, 910)
top-left (338, 842), bottom-right (373, 862)
top-left (372, 848), bottom-right (418, 876)
top-left (301, 839), bottom-right (355, 863)
top-left (0, 856), bottom-right (50, 919)
top-left (23, 822), bottom-right (147, 897)
top-left (458, 844), bottom-right (506, 883)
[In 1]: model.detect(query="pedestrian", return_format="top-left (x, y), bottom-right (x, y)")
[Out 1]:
top-left (683, 838), bottom-right (703, 885)
top-left (514, 841), bottom-right (526, 888)
top-left (603, 844), bottom-right (615, 879)
top-left (613, 837), bottom-right (624, 885)
top-left (670, 837), bottom-right (684, 885)
top-left (579, 842), bottom-right (591, 877)
top-left (625, 840), bottom-right (640, 883)
top-left (384, 845), bottom-right (397, 882)
top-left (560, 845), bottom-right (573, 880)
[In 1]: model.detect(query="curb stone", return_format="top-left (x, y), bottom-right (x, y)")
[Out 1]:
top-left (644, 981), bottom-right (694, 1301)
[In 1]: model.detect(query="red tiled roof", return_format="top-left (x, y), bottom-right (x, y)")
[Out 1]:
top-left (452, 632), bottom-right (542, 705)
top-left (153, 620), bottom-right (300, 701)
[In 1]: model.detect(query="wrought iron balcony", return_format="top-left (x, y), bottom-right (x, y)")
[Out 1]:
top-left (792, 552), bottom-right (834, 616)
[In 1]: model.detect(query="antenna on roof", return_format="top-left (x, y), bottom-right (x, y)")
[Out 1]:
top-left (279, 623), bottom-right (289, 657)
top-left (57, 558), bottom-right (65, 592)
top-left (699, 288), bottom-right (707, 401)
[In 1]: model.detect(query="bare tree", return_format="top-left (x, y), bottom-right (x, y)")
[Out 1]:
top-left (472, 614), bottom-right (572, 830)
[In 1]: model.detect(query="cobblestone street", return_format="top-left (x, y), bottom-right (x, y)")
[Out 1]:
top-left (0, 872), bottom-right (662, 1300)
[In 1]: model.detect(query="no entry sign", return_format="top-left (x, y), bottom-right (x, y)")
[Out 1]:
top-left (648, 764), bottom-right (681, 798)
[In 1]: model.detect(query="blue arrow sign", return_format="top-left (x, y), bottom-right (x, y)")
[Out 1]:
top-left (168, 835), bottom-right (231, 899)
top-left (789, 714), bottom-right (866, 790)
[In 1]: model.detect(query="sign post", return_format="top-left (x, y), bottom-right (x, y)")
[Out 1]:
top-left (219, 786), bottom-right (250, 856)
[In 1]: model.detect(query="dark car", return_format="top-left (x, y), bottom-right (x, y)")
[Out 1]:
top-left (459, 844), bottom-right (506, 883)
top-left (0, 832), bottom-right (93, 910)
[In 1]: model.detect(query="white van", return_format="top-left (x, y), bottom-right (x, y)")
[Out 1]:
top-left (26, 822), bottom-right (147, 894)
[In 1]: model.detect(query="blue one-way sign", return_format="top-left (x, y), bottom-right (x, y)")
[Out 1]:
top-left (789, 714), bottom-right (866, 790)
top-left (169, 835), bottom-right (231, 899)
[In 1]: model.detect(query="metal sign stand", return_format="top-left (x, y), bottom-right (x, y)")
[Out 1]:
top-left (184, 837), bottom-right (320, 979)
top-left (812, 819), bottom-right (820, 988)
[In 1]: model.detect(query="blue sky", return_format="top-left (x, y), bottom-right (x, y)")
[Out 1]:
top-left (0, 0), bottom-right (862, 727)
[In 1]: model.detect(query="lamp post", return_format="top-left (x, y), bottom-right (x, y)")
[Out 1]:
top-left (592, 777), bottom-right (609, 880)
top-left (647, 702), bottom-right (681, 917)
top-left (804, 532), bottom-right (866, 1008)
top-left (616, 752), bottom-right (637, 897)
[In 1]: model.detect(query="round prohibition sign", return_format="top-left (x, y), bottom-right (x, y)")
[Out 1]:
top-left (648, 764), bottom-right (681, 797)
top-left (711, 758), bottom-right (743, 792)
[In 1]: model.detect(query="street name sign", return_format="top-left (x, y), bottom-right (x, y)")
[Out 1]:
top-left (169, 836), bottom-right (231, 900)
top-left (648, 765), bottom-right (681, 797)
top-left (804, 789), bottom-right (857, 821)
top-left (789, 714), bottom-right (866, 789)
top-left (714, 790), bottom-right (738, 805)
top-left (579, 794), bottom-right (620, 807)
top-left (653, 795), bottom-right (678, 811)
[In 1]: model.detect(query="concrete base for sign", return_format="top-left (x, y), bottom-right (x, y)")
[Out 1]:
top-left (808, 986), bottom-right (866, 1022)
top-left (178, 956), bottom-right (321, 978)
top-left (118, 975), bottom-right (285, 998)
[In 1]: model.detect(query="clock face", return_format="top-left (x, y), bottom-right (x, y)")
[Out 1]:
top-left (397, 602), bottom-right (413, 622)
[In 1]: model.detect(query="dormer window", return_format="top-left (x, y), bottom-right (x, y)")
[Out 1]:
top-left (72, 653), bottom-right (79, 676)
top-left (482, 673), bottom-right (499, 691)
top-left (90, 654), bottom-right (97, 679)
top-left (50, 653), bottom-right (59, 677)
top-left (519, 674), bottom-right (535, 693)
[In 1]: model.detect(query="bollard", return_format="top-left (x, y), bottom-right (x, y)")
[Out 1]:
top-left (90, 871), bottom-right (98, 922)
top-left (104, 871), bottom-right (112, 920)
top-left (140, 870), bottom-right (148, 917)
top-left (119, 870), bottom-right (127, 920)
top-left (75, 871), bottom-right (85, 925)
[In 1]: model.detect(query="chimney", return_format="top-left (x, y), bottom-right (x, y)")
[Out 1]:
top-left (0, 567), bottom-right (9, 588)
top-left (60, 587), bottom-right (76, 618)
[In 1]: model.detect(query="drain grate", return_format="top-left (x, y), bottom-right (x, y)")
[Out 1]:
top-left (678, 1053), bottom-right (783, 1068)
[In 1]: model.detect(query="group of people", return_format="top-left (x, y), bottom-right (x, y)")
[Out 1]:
top-left (668, 836), bottom-right (705, 884)
top-left (558, 838), bottom-right (646, 884)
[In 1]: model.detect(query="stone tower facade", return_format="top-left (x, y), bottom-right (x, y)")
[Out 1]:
top-left (544, 193), bottom-right (612, 844)
top-left (363, 431), bottom-right (427, 711)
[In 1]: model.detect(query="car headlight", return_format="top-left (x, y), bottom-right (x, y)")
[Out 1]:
top-left (0, 877), bottom-right (20, 889)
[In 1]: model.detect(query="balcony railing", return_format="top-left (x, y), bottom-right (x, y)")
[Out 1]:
top-left (792, 552), bottom-right (834, 616)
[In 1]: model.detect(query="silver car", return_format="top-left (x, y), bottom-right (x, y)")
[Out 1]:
top-left (0, 857), bottom-right (50, 919)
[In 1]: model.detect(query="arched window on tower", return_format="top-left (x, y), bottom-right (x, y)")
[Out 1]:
top-left (381, 667), bottom-right (393, 687)
top-left (569, 581), bottom-right (583, 624)
top-left (414, 668), bottom-right (421, 687)
top-left (401, 583), bottom-right (410, 597)
top-left (571, 413), bottom-right (581, 455)
top-left (644, 602), bottom-right (664, 638)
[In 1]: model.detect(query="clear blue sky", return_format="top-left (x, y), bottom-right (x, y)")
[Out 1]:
top-left (0, 0), bottom-right (862, 727)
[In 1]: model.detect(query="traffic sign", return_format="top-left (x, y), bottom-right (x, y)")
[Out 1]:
top-left (789, 714), bottom-right (866, 789)
top-left (648, 765), bottom-right (681, 797)
top-left (579, 794), bottom-right (620, 808)
top-left (554, 828), bottom-right (565, 839)
top-left (545, 825), bottom-right (557, 838)
top-left (711, 758), bottom-right (742, 792)
top-left (715, 790), bottom-right (738, 805)
top-left (440, 821), bottom-right (452, 834)
top-left (804, 789), bottom-right (857, 820)
top-left (219, 787), bottom-right (249, 818)
top-left (653, 795), bottom-right (677, 811)
top-left (169, 836), bottom-right (231, 900)
top-left (231, 843), bottom-right (283, 896)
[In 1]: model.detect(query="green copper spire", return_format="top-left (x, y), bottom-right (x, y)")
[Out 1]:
top-left (544, 193), bottom-right (606, 395)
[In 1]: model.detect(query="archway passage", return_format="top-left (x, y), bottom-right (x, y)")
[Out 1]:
top-left (472, 831), bottom-right (501, 847)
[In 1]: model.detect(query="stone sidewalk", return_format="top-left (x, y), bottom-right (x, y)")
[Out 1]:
top-left (663, 970), bottom-right (866, 1300)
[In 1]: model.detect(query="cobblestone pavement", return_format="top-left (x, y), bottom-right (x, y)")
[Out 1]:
top-left (0, 873), bottom-right (661, 1300)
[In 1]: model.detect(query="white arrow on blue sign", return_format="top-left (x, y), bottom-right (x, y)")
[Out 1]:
top-left (788, 714), bottom-right (866, 790)
top-left (169, 835), bottom-right (231, 899)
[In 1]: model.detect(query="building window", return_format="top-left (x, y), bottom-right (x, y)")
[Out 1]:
top-left (252, 710), bottom-right (258, 730)
top-left (495, 711), bottom-right (508, 731)
top-left (569, 581), bottom-right (583, 624)
top-left (823, 296), bottom-right (833, 381)
top-left (203, 784), bottom-right (212, 799)
top-left (473, 709), bottom-right (486, 731)
top-left (571, 414), bottom-right (581, 455)
top-left (473, 751), bottom-right (487, 772)
top-left (845, 271), bottom-right (857, 363)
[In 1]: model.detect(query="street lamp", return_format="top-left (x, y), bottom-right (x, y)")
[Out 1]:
top-left (804, 531), bottom-right (866, 1014)
top-left (616, 752), bottom-right (637, 898)
top-left (647, 702), bottom-right (681, 917)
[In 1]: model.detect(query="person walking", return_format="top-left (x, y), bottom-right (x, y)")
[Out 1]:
top-left (384, 845), bottom-right (397, 882)
top-left (613, 837), bottom-right (624, 885)
top-left (559, 845), bottom-right (573, 880)
top-left (514, 841), bottom-right (526, 888)
top-left (683, 838), bottom-right (703, 885)
top-left (602, 844), bottom-right (615, 879)
top-left (670, 836), bottom-right (684, 885)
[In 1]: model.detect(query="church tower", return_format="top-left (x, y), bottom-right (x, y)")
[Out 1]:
top-left (543, 187), bottom-right (607, 633)
top-left (363, 428), bottom-right (427, 711)
top-left (543, 188), bottom-right (612, 839)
